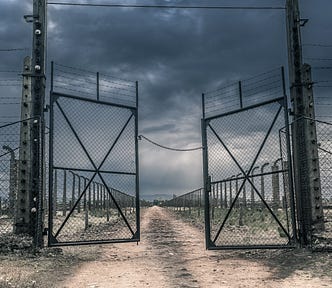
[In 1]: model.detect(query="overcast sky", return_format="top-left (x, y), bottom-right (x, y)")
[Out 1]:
top-left (1, 0), bottom-right (331, 199)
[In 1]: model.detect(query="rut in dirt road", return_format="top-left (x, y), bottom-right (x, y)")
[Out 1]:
top-left (143, 207), bottom-right (201, 288)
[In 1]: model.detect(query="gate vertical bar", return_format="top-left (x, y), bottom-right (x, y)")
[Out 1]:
top-left (282, 66), bottom-right (297, 242)
top-left (63, 170), bottom-right (67, 216)
top-left (97, 72), bottom-right (100, 101)
top-left (202, 93), bottom-right (211, 248)
top-left (135, 81), bottom-right (140, 239)
top-left (239, 81), bottom-right (243, 109)
top-left (53, 169), bottom-right (57, 216)
top-left (48, 62), bottom-right (54, 245)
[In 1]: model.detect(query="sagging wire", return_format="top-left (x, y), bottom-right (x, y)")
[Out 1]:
top-left (138, 134), bottom-right (202, 152)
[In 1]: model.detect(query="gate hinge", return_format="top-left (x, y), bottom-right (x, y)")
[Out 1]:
top-left (43, 227), bottom-right (48, 235)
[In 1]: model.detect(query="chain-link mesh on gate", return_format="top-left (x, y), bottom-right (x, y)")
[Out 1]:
top-left (202, 68), bottom-right (297, 249)
top-left (48, 69), bottom-right (139, 246)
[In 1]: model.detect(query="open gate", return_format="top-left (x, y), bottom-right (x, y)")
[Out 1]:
top-left (202, 68), bottom-right (297, 249)
top-left (48, 64), bottom-right (139, 246)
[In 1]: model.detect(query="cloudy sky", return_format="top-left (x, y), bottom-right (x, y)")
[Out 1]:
top-left (0, 0), bottom-right (331, 200)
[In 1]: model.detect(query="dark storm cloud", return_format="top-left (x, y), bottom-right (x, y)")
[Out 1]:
top-left (1, 0), bottom-right (331, 199)
top-left (0, 1), bottom-right (31, 66)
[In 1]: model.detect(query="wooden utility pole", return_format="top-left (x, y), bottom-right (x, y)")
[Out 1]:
top-left (286, 0), bottom-right (324, 246)
top-left (16, 0), bottom-right (47, 247)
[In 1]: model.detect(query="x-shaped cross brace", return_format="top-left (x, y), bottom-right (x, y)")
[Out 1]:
top-left (53, 100), bottom-right (136, 240)
top-left (207, 105), bottom-right (291, 245)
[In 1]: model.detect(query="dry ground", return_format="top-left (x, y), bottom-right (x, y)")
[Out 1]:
top-left (0, 206), bottom-right (331, 288)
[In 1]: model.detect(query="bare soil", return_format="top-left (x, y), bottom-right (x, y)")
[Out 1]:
top-left (0, 206), bottom-right (332, 288)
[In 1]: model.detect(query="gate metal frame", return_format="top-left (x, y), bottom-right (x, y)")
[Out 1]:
top-left (202, 68), bottom-right (297, 250)
top-left (48, 89), bottom-right (140, 246)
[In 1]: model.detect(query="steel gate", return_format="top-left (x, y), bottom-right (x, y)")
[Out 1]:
top-left (48, 72), bottom-right (139, 246)
top-left (202, 68), bottom-right (297, 249)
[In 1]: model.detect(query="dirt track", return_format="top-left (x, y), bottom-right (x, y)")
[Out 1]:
top-left (0, 206), bottom-right (331, 287)
top-left (58, 206), bottom-right (332, 288)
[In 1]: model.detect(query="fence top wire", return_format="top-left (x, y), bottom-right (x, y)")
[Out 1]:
top-left (203, 67), bottom-right (283, 118)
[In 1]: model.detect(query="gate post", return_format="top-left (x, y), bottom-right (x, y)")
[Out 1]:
top-left (286, 0), bottom-right (324, 245)
top-left (16, 57), bottom-right (32, 235)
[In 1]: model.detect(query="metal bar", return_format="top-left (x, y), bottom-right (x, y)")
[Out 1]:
top-left (239, 81), bottom-right (243, 109)
top-left (201, 118), bottom-right (211, 248)
top-left (48, 92), bottom-right (54, 245)
top-left (62, 170), bottom-right (67, 216)
top-left (52, 166), bottom-right (136, 175)
top-left (135, 81), bottom-right (140, 241)
top-left (53, 169), bottom-right (58, 216)
top-left (208, 244), bottom-right (295, 250)
top-left (52, 91), bottom-right (136, 110)
top-left (51, 61), bottom-right (54, 92)
top-left (96, 72), bottom-right (99, 101)
top-left (282, 66), bottom-right (298, 241)
top-left (202, 93), bottom-right (205, 119)
top-left (48, 238), bottom-right (140, 247)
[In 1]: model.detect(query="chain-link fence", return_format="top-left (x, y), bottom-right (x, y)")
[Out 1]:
top-left (312, 119), bottom-right (332, 250)
top-left (0, 121), bottom-right (20, 235)
top-left (0, 119), bottom-right (40, 249)
top-left (164, 188), bottom-right (204, 222)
